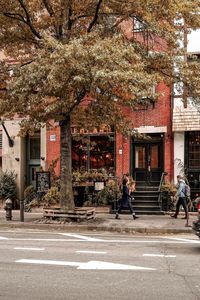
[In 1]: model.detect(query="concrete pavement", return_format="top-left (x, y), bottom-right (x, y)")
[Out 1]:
top-left (0, 209), bottom-right (198, 234)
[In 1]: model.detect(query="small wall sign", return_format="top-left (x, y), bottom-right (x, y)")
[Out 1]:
top-left (94, 181), bottom-right (105, 191)
top-left (36, 171), bottom-right (50, 193)
top-left (50, 134), bottom-right (56, 141)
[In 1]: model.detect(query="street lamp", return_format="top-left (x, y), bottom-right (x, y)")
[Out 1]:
top-left (0, 119), bottom-right (14, 147)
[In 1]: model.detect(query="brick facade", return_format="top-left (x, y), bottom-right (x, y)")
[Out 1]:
top-left (46, 82), bottom-right (173, 183)
top-left (114, 82), bottom-right (173, 182)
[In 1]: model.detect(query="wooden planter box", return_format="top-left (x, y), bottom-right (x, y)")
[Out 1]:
top-left (43, 207), bottom-right (95, 221)
top-left (95, 206), bottom-right (111, 214)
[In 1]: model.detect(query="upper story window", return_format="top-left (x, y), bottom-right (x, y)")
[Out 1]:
top-left (133, 17), bottom-right (146, 32)
top-left (29, 132), bottom-right (40, 160)
top-left (187, 53), bottom-right (200, 63)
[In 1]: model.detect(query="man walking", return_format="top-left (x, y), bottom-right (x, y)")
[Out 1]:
top-left (171, 175), bottom-right (188, 219)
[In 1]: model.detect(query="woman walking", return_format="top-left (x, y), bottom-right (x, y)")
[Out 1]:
top-left (115, 178), bottom-right (138, 220)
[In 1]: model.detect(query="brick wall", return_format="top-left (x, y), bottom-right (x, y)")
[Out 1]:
top-left (115, 82), bottom-right (173, 182)
top-left (46, 123), bottom-right (60, 175)
top-left (46, 83), bottom-right (173, 182)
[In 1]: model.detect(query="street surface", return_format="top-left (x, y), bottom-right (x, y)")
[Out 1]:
top-left (0, 229), bottom-right (200, 300)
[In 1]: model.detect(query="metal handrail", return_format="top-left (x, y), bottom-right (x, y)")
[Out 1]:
top-left (158, 172), bottom-right (168, 210)
top-left (158, 172), bottom-right (168, 192)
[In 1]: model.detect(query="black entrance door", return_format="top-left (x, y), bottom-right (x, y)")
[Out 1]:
top-left (132, 138), bottom-right (163, 186)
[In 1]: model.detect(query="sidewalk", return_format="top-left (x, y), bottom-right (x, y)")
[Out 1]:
top-left (0, 209), bottom-right (197, 234)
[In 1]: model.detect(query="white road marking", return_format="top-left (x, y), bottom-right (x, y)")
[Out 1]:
top-left (76, 251), bottom-right (107, 254)
top-left (14, 247), bottom-right (45, 251)
top-left (143, 254), bottom-right (176, 258)
top-left (0, 237), bottom-right (200, 244)
top-left (59, 233), bottom-right (103, 241)
top-left (16, 259), bottom-right (156, 271)
top-left (161, 237), bottom-right (200, 243)
top-left (0, 236), bottom-right (8, 240)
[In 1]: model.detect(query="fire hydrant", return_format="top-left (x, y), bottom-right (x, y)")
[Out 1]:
top-left (4, 198), bottom-right (12, 221)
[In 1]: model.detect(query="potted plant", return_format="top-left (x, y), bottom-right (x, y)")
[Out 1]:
top-left (92, 180), bottom-right (121, 213)
top-left (161, 181), bottom-right (177, 211)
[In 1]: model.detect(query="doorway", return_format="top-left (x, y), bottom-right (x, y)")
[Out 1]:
top-left (132, 135), bottom-right (164, 185)
top-left (27, 132), bottom-right (41, 188)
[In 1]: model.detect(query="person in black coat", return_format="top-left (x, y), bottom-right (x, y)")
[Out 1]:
top-left (115, 178), bottom-right (138, 220)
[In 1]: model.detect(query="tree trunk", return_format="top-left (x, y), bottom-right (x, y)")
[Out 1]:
top-left (59, 116), bottom-right (74, 210)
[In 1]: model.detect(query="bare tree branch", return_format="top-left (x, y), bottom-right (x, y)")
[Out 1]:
top-left (42, 0), bottom-right (54, 17)
top-left (68, 88), bottom-right (86, 114)
top-left (87, 0), bottom-right (103, 33)
top-left (3, 12), bottom-right (25, 22)
top-left (68, 5), bottom-right (73, 30)
top-left (17, 0), bottom-right (42, 39)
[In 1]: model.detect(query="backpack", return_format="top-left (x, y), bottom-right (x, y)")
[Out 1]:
top-left (184, 184), bottom-right (191, 203)
top-left (184, 184), bottom-right (191, 197)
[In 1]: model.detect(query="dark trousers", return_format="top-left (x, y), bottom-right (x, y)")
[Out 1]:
top-left (117, 201), bottom-right (135, 215)
top-left (175, 197), bottom-right (188, 218)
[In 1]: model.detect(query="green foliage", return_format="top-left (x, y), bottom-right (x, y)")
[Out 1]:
top-left (73, 169), bottom-right (109, 182)
top-left (24, 185), bottom-right (36, 202)
top-left (161, 181), bottom-right (177, 194)
top-left (24, 185), bottom-right (38, 211)
top-left (0, 1), bottom-right (200, 210)
top-left (94, 181), bottom-right (121, 205)
top-left (0, 170), bottom-right (16, 200)
top-left (43, 187), bottom-right (61, 208)
top-left (48, 158), bottom-right (60, 188)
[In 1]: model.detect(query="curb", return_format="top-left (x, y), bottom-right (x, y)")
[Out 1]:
top-left (0, 221), bottom-right (193, 235)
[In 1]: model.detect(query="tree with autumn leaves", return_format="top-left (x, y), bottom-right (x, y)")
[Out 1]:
top-left (0, 0), bottom-right (200, 210)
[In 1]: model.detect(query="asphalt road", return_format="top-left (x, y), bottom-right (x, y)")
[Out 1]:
top-left (0, 229), bottom-right (200, 300)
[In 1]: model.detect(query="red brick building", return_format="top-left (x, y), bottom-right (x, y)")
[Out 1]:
top-left (46, 79), bottom-right (173, 187)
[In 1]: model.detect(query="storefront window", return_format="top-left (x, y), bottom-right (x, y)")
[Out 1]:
top-left (188, 132), bottom-right (200, 168)
top-left (72, 134), bottom-right (115, 175)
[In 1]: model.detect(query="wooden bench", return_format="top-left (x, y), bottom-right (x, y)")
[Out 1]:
top-left (43, 207), bottom-right (95, 221)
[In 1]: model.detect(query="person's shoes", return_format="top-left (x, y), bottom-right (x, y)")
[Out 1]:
top-left (170, 215), bottom-right (177, 218)
top-left (115, 214), bottom-right (120, 219)
top-left (133, 215), bottom-right (139, 220)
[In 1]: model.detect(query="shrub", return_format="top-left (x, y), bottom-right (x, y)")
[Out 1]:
top-left (161, 181), bottom-right (177, 194)
top-left (93, 181), bottom-right (121, 206)
top-left (0, 170), bottom-right (17, 200)
top-left (24, 185), bottom-right (38, 211)
top-left (48, 158), bottom-right (60, 188)
top-left (43, 187), bottom-right (60, 207)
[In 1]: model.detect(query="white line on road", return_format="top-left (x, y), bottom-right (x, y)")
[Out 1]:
top-left (0, 236), bottom-right (8, 240)
top-left (143, 254), bottom-right (176, 258)
top-left (14, 247), bottom-right (45, 251)
top-left (1, 238), bottom-right (200, 244)
top-left (161, 237), bottom-right (200, 243)
top-left (16, 259), bottom-right (156, 271)
top-left (76, 251), bottom-right (107, 254)
top-left (59, 233), bottom-right (103, 241)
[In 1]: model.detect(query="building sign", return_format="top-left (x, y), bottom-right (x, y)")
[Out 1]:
top-left (50, 134), bottom-right (56, 141)
top-left (36, 171), bottom-right (50, 193)
top-left (94, 181), bottom-right (105, 191)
